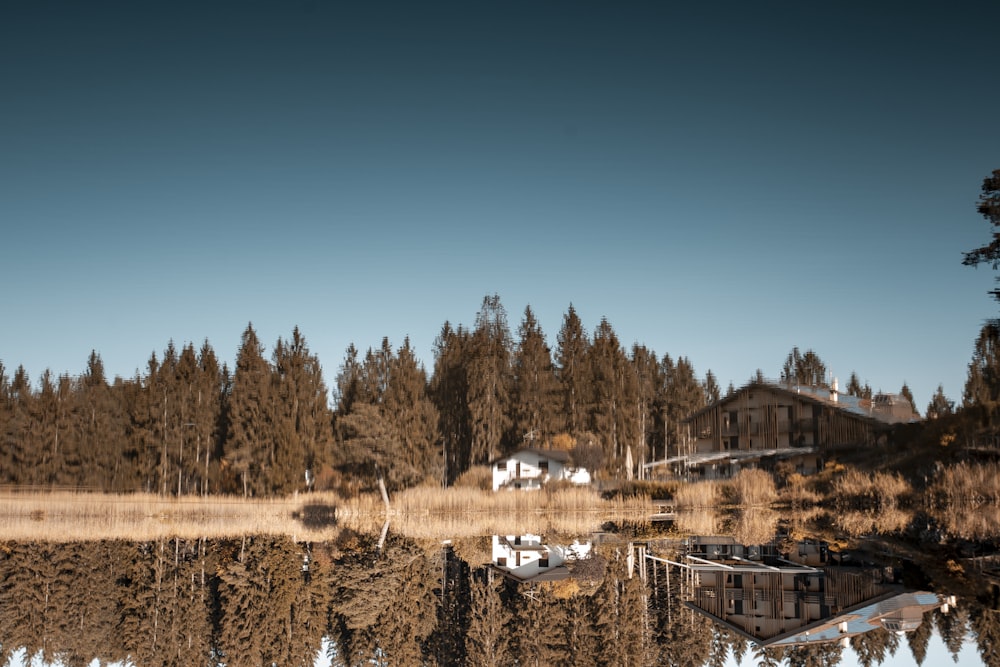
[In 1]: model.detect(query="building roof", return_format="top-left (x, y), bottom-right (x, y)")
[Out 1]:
top-left (643, 446), bottom-right (818, 470)
top-left (490, 447), bottom-right (571, 466)
top-left (684, 381), bottom-right (918, 427)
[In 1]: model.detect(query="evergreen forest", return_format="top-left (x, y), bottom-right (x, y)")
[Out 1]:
top-left (0, 301), bottom-right (717, 497)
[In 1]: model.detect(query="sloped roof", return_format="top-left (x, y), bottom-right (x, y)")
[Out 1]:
top-left (490, 447), bottom-right (571, 466)
top-left (684, 381), bottom-right (916, 427)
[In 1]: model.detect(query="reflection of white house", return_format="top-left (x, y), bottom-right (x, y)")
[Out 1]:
top-left (491, 534), bottom-right (592, 583)
top-left (491, 448), bottom-right (591, 491)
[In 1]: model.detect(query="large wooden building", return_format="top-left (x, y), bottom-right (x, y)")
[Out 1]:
top-left (648, 381), bottom-right (918, 480)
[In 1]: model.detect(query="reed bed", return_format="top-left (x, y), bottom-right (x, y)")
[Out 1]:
top-left (728, 508), bottom-right (780, 545)
top-left (0, 490), bottom-right (343, 542)
top-left (928, 462), bottom-right (1000, 504)
top-left (390, 485), bottom-right (649, 514)
top-left (0, 486), bottom-right (653, 543)
top-left (831, 468), bottom-right (911, 508)
top-left (366, 486), bottom-right (651, 540)
top-left (674, 508), bottom-right (721, 536)
top-left (929, 503), bottom-right (1000, 540)
top-left (832, 506), bottom-right (914, 537)
top-left (729, 469), bottom-right (778, 506)
top-left (673, 480), bottom-right (722, 508)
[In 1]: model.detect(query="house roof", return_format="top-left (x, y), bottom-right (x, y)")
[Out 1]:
top-left (490, 563), bottom-right (571, 583)
top-left (684, 381), bottom-right (917, 427)
top-left (490, 447), bottom-right (571, 466)
top-left (684, 589), bottom-right (941, 648)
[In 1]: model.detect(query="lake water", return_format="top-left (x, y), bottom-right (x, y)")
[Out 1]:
top-left (0, 507), bottom-right (995, 666)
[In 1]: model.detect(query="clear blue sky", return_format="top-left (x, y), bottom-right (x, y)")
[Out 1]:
top-left (2, 1), bottom-right (998, 411)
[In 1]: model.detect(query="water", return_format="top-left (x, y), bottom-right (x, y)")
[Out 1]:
top-left (0, 508), bottom-right (995, 666)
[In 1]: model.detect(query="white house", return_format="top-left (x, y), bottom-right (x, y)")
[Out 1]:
top-left (491, 448), bottom-right (591, 492)
top-left (491, 534), bottom-right (592, 583)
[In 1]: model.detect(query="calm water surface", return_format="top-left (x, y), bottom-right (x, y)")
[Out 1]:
top-left (0, 506), bottom-right (996, 667)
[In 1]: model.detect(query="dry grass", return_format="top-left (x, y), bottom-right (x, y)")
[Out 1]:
top-left (673, 480), bottom-right (722, 508)
top-left (0, 490), bottom-right (344, 542)
top-left (370, 485), bottom-right (652, 540)
top-left (928, 462), bottom-right (1000, 504)
top-left (778, 473), bottom-right (822, 506)
top-left (929, 503), bottom-right (1000, 540)
top-left (728, 469), bottom-right (777, 506)
top-left (674, 508), bottom-right (721, 536)
top-left (832, 506), bottom-right (914, 537)
top-left (831, 468), bottom-right (911, 508)
top-left (0, 486), bottom-right (653, 543)
top-left (728, 508), bottom-right (780, 545)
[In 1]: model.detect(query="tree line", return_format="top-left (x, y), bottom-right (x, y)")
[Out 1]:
top-left (0, 301), bottom-right (719, 496)
top-left (2, 294), bottom-right (938, 497)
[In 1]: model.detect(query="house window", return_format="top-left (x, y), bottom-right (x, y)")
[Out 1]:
top-left (539, 557), bottom-right (550, 568)
top-left (539, 461), bottom-right (549, 474)
top-left (497, 557), bottom-right (507, 566)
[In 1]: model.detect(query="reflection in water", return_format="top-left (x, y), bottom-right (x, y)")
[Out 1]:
top-left (0, 521), bottom-right (996, 666)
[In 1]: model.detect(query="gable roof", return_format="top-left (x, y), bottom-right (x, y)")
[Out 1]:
top-left (490, 447), bottom-right (572, 466)
top-left (684, 381), bottom-right (916, 427)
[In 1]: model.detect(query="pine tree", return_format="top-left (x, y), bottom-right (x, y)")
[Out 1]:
top-left (631, 344), bottom-right (661, 472)
top-left (846, 371), bottom-right (872, 399)
top-left (272, 327), bottom-right (333, 494)
top-left (781, 347), bottom-right (828, 387)
top-left (659, 356), bottom-right (704, 460)
top-left (900, 382), bottom-right (917, 416)
top-left (926, 384), bottom-right (955, 420)
top-left (965, 322), bottom-right (1000, 416)
top-left (703, 369), bottom-right (721, 405)
top-left (555, 304), bottom-right (590, 436)
top-left (510, 306), bottom-right (560, 446)
top-left (75, 350), bottom-right (124, 490)
top-left (962, 168), bottom-right (1000, 303)
top-left (430, 321), bottom-right (471, 484)
top-left (587, 318), bottom-right (637, 474)
top-left (224, 324), bottom-right (273, 496)
top-left (467, 295), bottom-right (512, 464)
top-left (1, 365), bottom-right (32, 483)
top-left (382, 337), bottom-right (440, 486)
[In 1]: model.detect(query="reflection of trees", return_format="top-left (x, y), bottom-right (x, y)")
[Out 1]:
top-left (513, 585), bottom-right (567, 666)
top-left (971, 606), bottom-right (1000, 667)
top-left (466, 575), bottom-right (511, 667)
top-left (424, 547), bottom-right (470, 666)
top-left (328, 535), bottom-right (441, 665)
top-left (906, 609), bottom-right (934, 665)
top-left (0, 541), bottom-right (127, 666)
top-left (850, 627), bottom-right (893, 667)
top-left (216, 536), bottom-right (328, 667)
top-left (783, 642), bottom-right (844, 667)
top-left (935, 604), bottom-right (971, 661)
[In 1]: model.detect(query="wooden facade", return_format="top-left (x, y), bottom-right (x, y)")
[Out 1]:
top-left (653, 382), bottom-right (906, 479)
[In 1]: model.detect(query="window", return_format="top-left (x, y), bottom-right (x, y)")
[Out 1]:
top-left (497, 557), bottom-right (507, 566)
top-left (539, 461), bottom-right (549, 474)
top-left (539, 557), bottom-right (550, 568)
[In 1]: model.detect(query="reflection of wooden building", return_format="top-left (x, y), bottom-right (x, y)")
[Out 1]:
top-left (647, 381), bottom-right (917, 479)
top-left (645, 536), bottom-right (949, 647)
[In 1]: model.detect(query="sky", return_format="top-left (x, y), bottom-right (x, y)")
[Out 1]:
top-left (2, 1), bottom-right (999, 412)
